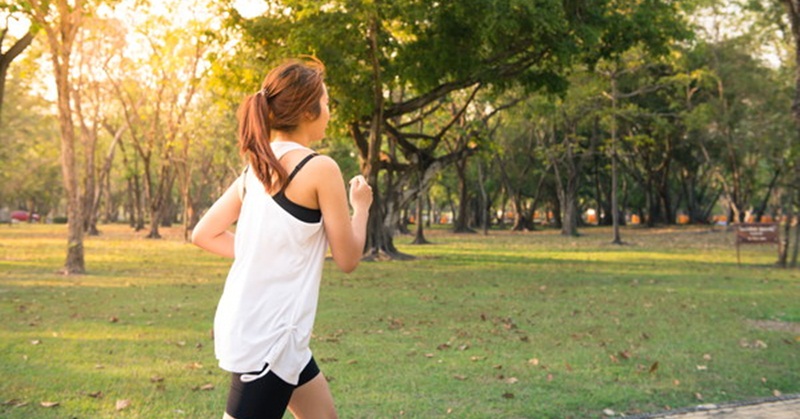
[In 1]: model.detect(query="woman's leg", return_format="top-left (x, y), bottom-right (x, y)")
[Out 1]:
top-left (225, 368), bottom-right (294, 419)
top-left (287, 373), bottom-right (337, 419)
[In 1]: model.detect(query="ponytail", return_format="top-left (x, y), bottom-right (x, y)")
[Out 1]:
top-left (237, 92), bottom-right (288, 193)
top-left (237, 57), bottom-right (325, 193)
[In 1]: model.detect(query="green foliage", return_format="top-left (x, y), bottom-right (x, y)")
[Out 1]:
top-left (0, 58), bottom-right (62, 213)
top-left (586, 0), bottom-right (692, 65)
top-left (221, 0), bottom-right (674, 127)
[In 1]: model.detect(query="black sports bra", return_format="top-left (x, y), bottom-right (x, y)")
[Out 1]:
top-left (242, 154), bottom-right (322, 223)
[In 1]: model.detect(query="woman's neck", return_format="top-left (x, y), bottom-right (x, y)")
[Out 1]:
top-left (271, 131), bottom-right (312, 148)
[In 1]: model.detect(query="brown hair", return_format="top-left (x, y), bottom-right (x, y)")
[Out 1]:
top-left (237, 57), bottom-right (326, 192)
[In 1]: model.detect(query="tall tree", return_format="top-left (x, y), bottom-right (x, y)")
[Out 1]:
top-left (106, 2), bottom-right (211, 239)
top-left (547, 81), bottom-right (602, 237)
top-left (490, 94), bottom-right (555, 231)
top-left (72, 13), bottom-right (126, 235)
top-left (25, 0), bottom-right (93, 274)
top-left (776, 0), bottom-right (800, 267)
top-left (226, 0), bottom-right (631, 258)
top-left (587, 0), bottom-right (691, 243)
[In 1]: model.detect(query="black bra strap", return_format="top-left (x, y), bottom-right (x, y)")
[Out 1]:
top-left (279, 153), bottom-right (318, 193)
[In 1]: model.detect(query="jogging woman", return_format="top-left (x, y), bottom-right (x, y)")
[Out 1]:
top-left (192, 58), bottom-right (372, 419)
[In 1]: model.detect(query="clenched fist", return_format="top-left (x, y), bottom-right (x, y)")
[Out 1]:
top-left (348, 175), bottom-right (373, 211)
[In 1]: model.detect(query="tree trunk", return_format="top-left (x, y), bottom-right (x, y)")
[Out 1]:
top-left (148, 205), bottom-right (162, 238)
top-left (791, 213), bottom-right (799, 267)
top-left (0, 31), bottom-right (34, 130)
top-left (120, 137), bottom-right (145, 231)
top-left (477, 161), bottom-right (489, 235)
top-left (81, 125), bottom-right (99, 236)
top-left (182, 178), bottom-right (193, 242)
top-left (782, 0), bottom-right (800, 266)
top-left (754, 169), bottom-right (781, 222)
top-left (33, 1), bottom-right (86, 274)
top-left (357, 16), bottom-right (410, 260)
top-left (778, 203), bottom-right (793, 267)
top-left (125, 177), bottom-right (135, 228)
top-left (426, 195), bottom-right (433, 228)
top-left (511, 194), bottom-right (534, 231)
top-left (60, 79), bottom-right (85, 273)
top-left (610, 75), bottom-right (623, 244)
top-left (658, 174), bottom-right (674, 225)
top-left (411, 186), bottom-right (430, 244)
top-left (562, 173), bottom-right (580, 236)
top-left (453, 158), bottom-right (475, 233)
top-left (594, 156), bottom-right (609, 225)
top-left (550, 135), bottom-right (581, 237)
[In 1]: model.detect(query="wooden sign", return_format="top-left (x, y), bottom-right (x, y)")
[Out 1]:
top-left (736, 223), bottom-right (779, 265)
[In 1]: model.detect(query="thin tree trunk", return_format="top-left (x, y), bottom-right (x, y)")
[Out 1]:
top-left (453, 158), bottom-right (475, 233)
top-left (791, 213), bottom-right (799, 267)
top-left (477, 161), bottom-right (489, 235)
top-left (778, 203), bottom-right (793, 267)
top-left (0, 31), bottom-right (34, 130)
top-left (93, 127), bottom-right (122, 226)
top-left (610, 75), bottom-right (622, 244)
top-left (412, 185), bottom-right (430, 244)
top-left (425, 195), bottom-right (432, 228)
top-left (754, 169), bottom-right (781, 222)
top-left (80, 124), bottom-right (99, 236)
top-left (126, 177), bottom-right (135, 228)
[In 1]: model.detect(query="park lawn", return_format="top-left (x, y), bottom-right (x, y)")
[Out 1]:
top-left (0, 223), bottom-right (798, 418)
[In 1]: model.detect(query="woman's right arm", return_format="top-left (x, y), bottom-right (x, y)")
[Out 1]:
top-left (191, 177), bottom-right (243, 259)
top-left (315, 157), bottom-right (372, 273)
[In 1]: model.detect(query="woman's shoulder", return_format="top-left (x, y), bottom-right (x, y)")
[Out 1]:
top-left (301, 153), bottom-right (340, 175)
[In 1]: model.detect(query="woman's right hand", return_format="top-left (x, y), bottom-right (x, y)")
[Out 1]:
top-left (317, 161), bottom-right (372, 272)
top-left (348, 175), bottom-right (373, 211)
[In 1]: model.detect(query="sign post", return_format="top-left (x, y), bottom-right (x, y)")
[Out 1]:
top-left (735, 223), bottom-right (779, 265)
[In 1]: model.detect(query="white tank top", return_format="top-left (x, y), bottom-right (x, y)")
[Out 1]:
top-left (214, 141), bottom-right (328, 385)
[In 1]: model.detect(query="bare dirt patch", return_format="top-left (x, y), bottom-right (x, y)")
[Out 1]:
top-left (747, 319), bottom-right (800, 334)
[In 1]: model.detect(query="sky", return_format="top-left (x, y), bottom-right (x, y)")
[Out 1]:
top-left (4, 0), bottom-right (268, 35)
top-left (233, 0), bottom-right (269, 18)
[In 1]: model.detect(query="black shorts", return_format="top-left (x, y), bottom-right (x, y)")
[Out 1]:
top-left (225, 357), bottom-right (321, 419)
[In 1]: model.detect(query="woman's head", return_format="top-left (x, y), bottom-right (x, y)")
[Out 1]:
top-left (238, 57), bottom-right (327, 191)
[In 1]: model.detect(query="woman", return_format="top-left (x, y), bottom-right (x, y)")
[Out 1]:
top-left (192, 58), bottom-right (372, 419)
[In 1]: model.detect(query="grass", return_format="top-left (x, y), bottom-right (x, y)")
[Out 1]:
top-left (0, 223), bottom-right (798, 418)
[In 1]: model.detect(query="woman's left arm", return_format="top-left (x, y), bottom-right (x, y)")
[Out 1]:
top-left (191, 177), bottom-right (243, 258)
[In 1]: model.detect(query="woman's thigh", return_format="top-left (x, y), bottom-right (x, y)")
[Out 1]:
top-left (287, 373), bottom-right (337, 419)
top-left (225, 369), bottom-right (294, 419)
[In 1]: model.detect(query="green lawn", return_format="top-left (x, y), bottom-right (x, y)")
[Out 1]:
top-left (1, 223), bottom-right (798, 418)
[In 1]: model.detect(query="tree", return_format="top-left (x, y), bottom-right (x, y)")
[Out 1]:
top-left (106, 1), bottom-right (212, 239)
top-left (26, 0), bottom-right (95, 274)
top-left (769, 0), bottom-right (800, 267)
top-left (586, 0), bottom-right (691, 243)
top-left (226, 0), bottom-right (632, 258)
top-left (72, 13), bottom-right (127, 235)
top-left (478, 94), bottom-right (550, 232)
top-left (547, 79), bottom-right (602, 237)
